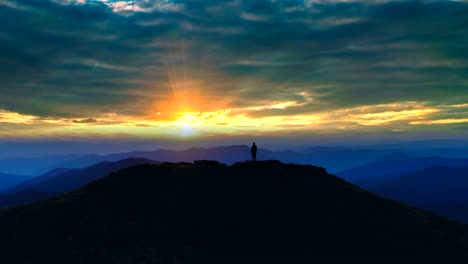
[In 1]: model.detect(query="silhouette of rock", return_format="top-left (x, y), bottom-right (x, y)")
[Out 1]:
top-left (193, 160), bottom-right (225, 167)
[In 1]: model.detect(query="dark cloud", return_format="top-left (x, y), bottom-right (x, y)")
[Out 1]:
top-left (0, 0), bottom-right (467, 121)
top-left (72, 118), bottom-right (98, 124)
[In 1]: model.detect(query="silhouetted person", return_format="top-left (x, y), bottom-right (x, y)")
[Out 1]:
top-left (251, 142), bottom-right (257, 161)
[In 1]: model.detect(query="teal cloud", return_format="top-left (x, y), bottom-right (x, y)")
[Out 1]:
top-left (0, 0), bottom-right (467, 121)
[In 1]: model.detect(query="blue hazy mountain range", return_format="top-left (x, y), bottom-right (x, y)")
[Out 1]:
top-left (0, 145), bottom-right (389, 175)
top-left (334, 155), bottom-right (468, 223)
top-left (0, 173), bottom-right (31, 192)
top-left (2, 140), bottom-right (468, 176)
top-left (337, 153), bottom-right (468, 187)
top-left (370, 166), bottom-right (468, 223)
top-left (0, 158), bottom-right (159, 207)
top-left (0, 154), bottom-right (83, 177)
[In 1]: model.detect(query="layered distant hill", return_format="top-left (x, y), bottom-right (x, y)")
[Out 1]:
top-left (2, 143), bottom-right (468, 176)
top-left (336, 154), bottom-right (468, 223)
top-left (0, 155), bottom-right (81, 176)
top-left (301, 146), bottom-right (392, 172)
top-left (370, 166), bottom-right (468, 223)
top-left (0, 158), bottom-right (159, 207)
top-left (34, 145), bottom-right (393, 174)
top-left (337, 153), bottom-right (468, 187)
top-left (2, 139), bottom-right (468, 176)
top-left (0, 161), bottom-right (467, 263)
top-left (0, 173), bottom-right (31, 192)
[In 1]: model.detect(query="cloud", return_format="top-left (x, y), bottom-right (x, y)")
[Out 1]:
top-left (0, 110), bottom-right (37, 124)
top-left (72, 118), bottom-right (98, 123)
top-left (0, 0), bottom-right (467, 138)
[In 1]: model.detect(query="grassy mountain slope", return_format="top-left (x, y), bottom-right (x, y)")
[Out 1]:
top-left (0, 160), bottom-right (467, 263)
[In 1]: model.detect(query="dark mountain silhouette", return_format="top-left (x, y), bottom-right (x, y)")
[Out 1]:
top-left (371, 166), bottom-right (468, 223)
top-left (0, 158), bottom-right (159, 207)
top-left (337, 153), bottom-right (468, 187)
top-left (0, 189), bottom-right (55, 207)
top-left (0, 173), bottom-right (31, 192)
top-left (0, 161), bottom-right (468, 263)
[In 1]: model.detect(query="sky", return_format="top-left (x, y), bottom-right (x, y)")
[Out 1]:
top-left (0, 0), bottom-right (467, 142)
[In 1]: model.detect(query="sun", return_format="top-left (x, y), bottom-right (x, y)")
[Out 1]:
top-left (180, 123), bottom-right (195, 137)
top-left (174, 112), bottom-right (203, 137)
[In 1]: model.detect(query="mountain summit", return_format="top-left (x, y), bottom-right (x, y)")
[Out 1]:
top-left (0, 160), bottom-right (467, 263)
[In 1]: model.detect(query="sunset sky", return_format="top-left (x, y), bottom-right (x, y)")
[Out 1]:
top-left (1, 0), bottom-right (467, 141)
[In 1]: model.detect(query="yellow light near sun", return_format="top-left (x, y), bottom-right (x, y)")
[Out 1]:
top-left (174, 113), bottom-right (204, 127)
top-left (152, 83), bottom-right (211, 121)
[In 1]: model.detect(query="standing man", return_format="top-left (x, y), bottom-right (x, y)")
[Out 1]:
top-left (251, 142), bottom-right (257, 161)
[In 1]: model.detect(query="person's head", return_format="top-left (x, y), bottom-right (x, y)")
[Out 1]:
top-left (253, 142), bottom-right (256, 145)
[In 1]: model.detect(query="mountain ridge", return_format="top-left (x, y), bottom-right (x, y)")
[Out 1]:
top-left (0, 160), bottom-right (467, 263)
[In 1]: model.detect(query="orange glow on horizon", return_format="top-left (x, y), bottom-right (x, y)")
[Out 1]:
top-left (0, 101), bottom-right (465, 138)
